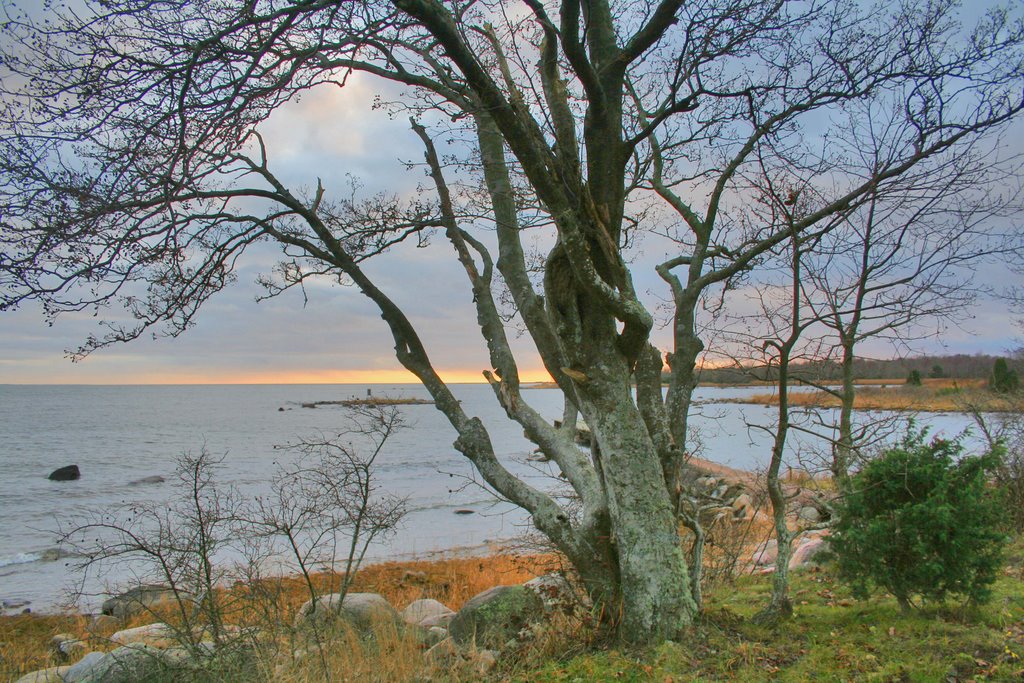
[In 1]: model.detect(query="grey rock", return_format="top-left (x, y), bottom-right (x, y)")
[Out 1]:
top-left (423, 637), bottom-right (460, 668)
top-left (13, 665), bottom-right (70, 683)
top-left (87, 614), bottom-right (119, 633)
top-left (449, 585), bottom-right (544, 649)
top-left (50, 633), bottom-right (86, 662)
top-left (731, 493), bottom-right (755, 519)
top-left (295, 592), bottom-right (399, 633)
top-left (474, 649), bottom-right (499, 675)
top-left (694, 476), bottom-right (719, 492)
top-left (526, 450), bottom-right (551, 462)
top-left (405, 623), bottom-right (450, 649)
top-left (419, 612), bottom-right (456, 628)
top-left (789, 538), bottom-right (829, 569)
top-left (101, 584), bottom-right (194, 619)
top-left (127, 475), bottom-right (165, 486)
top-left (72, 644), bottom-right (170, 683)
top-left (109, 622), bottom-right (176, 646)
top-left (400, 598), bottom-right (454, 626)
top-left (61, 652), bottom-right (107, 683)
top-left (752, 539), bottom-right (778, 567)
top-left (798, 506), bottom-right (822, 523)
top-left (524, 574), bottom-right (580, 614)
top-left (48, 465), bottom-right (80, 481)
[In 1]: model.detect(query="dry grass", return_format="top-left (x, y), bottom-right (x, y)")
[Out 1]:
top-left (0, 613), bottom-right (87, 678)
top-left (742, 379), bottom-right (1024, 413)
top-left (0, 552), bottom-right (556, 682)
top-left (781, 467), bottom-right (834, 492)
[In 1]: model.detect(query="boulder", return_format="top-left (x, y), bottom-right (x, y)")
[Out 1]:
top-left (789, 538), bottom-right (829, 569)
top-left (400, 569), bottom-right (429, 584)
top-left (47, 465), bottom-right (80, 481)
top-left (62, 644), bottom-right (171, 683)
top-left (423, 637), bottom-right (461, 668)
top-left (420, 612), bottom-right (457, 628)
top-left (731, 493), bottom-right (755, 520)
top-left (405, 623), bottom-right (450, 648)
top-left (295, 592), bottom-right (399, 633)
top-left (694, 476), bottom-right (719, 492)
top-left (60, 652), bottom-right (106, 683)
top-left (101, 584), bottom-right (194, 619)
top-left (752, 539), bottom-right (778, 567)
top-left (474, 649), bottom-right (500, 675)
top-left (87, 614), bottom-right (120, 634)
top-left (400, 598), bottom-right (454, 627)
top-left (524, 574), bottom-right (581, 615)
top-left (13, 666), bottom-right (70, 683)
top-left (109, 622), bottom-right (177, 647)
top-left (448, 585), bottom-right (544, 649)
top-left (127, 475), bottom-right (165, 486)
top-left (50, 633), bottom-right (86, 662)
top-left (798, 506), bottom-right (822, 524)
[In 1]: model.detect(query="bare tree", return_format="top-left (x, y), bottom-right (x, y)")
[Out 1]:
top-left (798, 118), bottom-right (1022, 481)
top-left (3, 0), bottom-right (1023, 642)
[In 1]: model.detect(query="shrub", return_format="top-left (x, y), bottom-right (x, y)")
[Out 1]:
top-left (990, 358), bottom-right (1020, 393)
top-left (906, 370), bottom-right (922, 386)
top-left (827, 429), bottom-right (1006, 611)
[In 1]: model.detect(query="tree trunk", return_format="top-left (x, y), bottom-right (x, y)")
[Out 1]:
top-left (579, 373), bottom-right (697, 639)
top-left (834, 341), bottom-right (856, 483)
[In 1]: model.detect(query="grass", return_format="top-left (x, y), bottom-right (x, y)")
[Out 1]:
top-left (4, 543), bottom-right (1023, 682)
top-left (0, 552), bottom-right (556, 682)
top-left (739, 379), bottom-right (1024, 413)
top-left (521, 537), bottom-right (1024, 682)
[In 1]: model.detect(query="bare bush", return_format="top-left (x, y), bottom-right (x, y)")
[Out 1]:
top-left (960, 397), bottom-right (1024, 531)
top-left (57, 406), bottom-right (407, 676)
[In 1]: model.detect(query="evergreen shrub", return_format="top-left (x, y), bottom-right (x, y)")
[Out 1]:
top-left (828, 429), bottom-right (1006, 610)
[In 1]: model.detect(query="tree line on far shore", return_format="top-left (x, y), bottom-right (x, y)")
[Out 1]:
top-left (692, 353), bottom-right (1022, 385)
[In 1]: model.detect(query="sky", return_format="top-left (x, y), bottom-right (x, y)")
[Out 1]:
top-left (0, 9), bottom-right (1021, 385)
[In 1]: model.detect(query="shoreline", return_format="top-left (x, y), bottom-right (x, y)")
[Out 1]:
top-left (715, 381), bottom-right (1023, 414)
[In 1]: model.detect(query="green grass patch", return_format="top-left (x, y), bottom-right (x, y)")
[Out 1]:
top-left (513, 539), bottom-right (1024, 682)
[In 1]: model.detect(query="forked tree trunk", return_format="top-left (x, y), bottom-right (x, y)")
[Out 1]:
top-left (577, 363), bottom-right (697, 639)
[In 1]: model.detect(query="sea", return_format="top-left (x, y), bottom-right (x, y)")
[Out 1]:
top-left (0, 383), bottom-right (980, 614)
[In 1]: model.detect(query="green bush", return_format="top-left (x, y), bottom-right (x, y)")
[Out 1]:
top-left (828, 429), bottom-right (1006, 610)
top-left (906, 370), bottom-right (922, 386)
top-left (990, 357), bottom-right (1019, 393)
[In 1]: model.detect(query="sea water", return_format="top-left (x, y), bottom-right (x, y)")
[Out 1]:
top-left (0, 383), bottom-right (978, 613)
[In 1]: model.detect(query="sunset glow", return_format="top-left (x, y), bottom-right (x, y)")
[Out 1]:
top-left (1, 363), bottom-right (555, 385)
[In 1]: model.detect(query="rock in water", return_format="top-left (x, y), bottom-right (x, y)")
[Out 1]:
top-left (127, 475), bottom-right (165, 486)
top-left (47, 465), bottom-right (80, 481)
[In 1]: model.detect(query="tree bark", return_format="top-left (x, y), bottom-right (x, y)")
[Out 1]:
top-left (576, 360), bottom-right (697, 638)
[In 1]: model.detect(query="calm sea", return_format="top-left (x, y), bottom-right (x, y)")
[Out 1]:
top-left (0, 383), bottom-right (977, 613)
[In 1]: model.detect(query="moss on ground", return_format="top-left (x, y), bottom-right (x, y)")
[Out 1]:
top-left (518, 538), bottom-right (1024, 682)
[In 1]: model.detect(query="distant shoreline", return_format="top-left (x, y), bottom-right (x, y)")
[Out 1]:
top-left (298, 397), bottom-right (434, 408)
